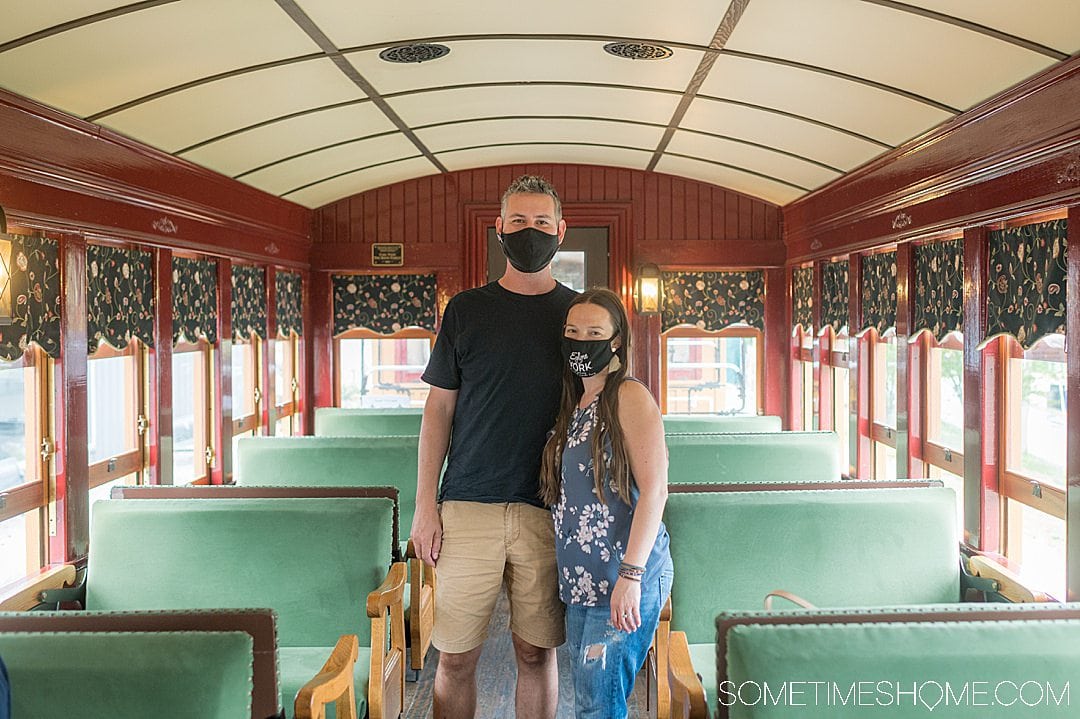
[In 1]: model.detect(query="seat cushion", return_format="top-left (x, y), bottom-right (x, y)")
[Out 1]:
top-left (279, 646), bottom-right (370, 719)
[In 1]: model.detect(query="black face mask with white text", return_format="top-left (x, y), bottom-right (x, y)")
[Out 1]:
top-left (499, 227), bottom-right (560, 274)
top-left (562, 336), bottom-right (618, 377)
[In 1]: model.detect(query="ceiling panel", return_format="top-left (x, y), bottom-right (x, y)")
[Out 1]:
top-left (101, 59), bottom-right (364, 153)
top-left (666, 130), bottom-right (840, 191)
top-left (295, 0), bottom-right (727, 49)
top-left (699, 54), bottom-right (952, 147)
top-left (655, 155), bottom-right (805, 207)
top-left (0, 0), bottom-right (317, 117)
top-left (681, 98), bottom-right (884, 172)
top-left (437, 144), bottom-right (652, 173)
top-left (0, 1), bottom-right (135, 45)
top-left (725, 0), bottom-right (1056, 111)
top-left (181, 102), bottom-right (396, 177)
top-left (347, 39), bottom-right (703, 96)
top-left (902, 0), bottom-right (1080, 55)
top-left (388, 85), bottom-right (681, 128)
top-left (282, 156), bottom-right (437, 208)
top-left (240, 133), bottom-right (420, 197)
top-left (417, 118), bottom-right (663, 154)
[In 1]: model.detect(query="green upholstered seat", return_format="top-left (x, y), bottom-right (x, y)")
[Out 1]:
top-left (722, 614), bottom-right (1080, 718)
top-left (235, 436), bottom-right (419, 536)
top-left (664, 487), bottom-right (959, 645)
top-left (666, 431), bottom-right (839, 484)
top-left (0, 630), bottom-right (253, 718)
top-left (663, 414), bottom-right (782, 434)
top-left (315, 408), bottom-right (423, 437)
top-left (88, 496), bottom-right (396, 718)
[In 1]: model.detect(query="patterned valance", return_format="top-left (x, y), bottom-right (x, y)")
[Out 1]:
top-left (913, 240), bottom-right (963, 342)
top-left (231, 264), bottom-right (267, 341)
top-left (792, 266), bottom-right (813, 331)
top-left (276, 271), bottom-right (303, 338)
top-left (333, 273), bottom-right (438, 335)
top-left (661, 270), bottom-right (765, 332)
top-left (987, 219), bottom-right (1067, 349)
top-left (820, 261), bottom-right (849, 334)
top-left (172, 256), bottom-right (218, 346)
top-left (87, 244), bottom-right (155, 355)
top-left (0, 234), bottom-right (61, 361)
top-left (860, 251), bottom-right (897, 335)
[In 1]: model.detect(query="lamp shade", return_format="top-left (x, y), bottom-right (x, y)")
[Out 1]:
top-left (0, 235), bottom-right (12, 326)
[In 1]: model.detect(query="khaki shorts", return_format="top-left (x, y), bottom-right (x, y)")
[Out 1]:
top-left (432, 500), bottom-right (565, 654)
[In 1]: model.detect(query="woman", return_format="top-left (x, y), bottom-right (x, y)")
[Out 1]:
top-left (540, 287), bottom-right (673, 718)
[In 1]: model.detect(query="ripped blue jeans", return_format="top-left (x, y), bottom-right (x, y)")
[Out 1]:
top-left (564, 568), bottom-right (673, 718)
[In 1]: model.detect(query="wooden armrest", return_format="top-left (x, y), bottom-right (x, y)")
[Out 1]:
top-left (763, 589), bottom-right (816, 610)
top-left (294, 634), bottom-right (360, 719)
top-left (967, 555), bottom-right (1052, 603)
top-left (668, 631), bottom-right (708, 719)
top-left (368, 562), bottom-right (407, 719)
top-left (654, 596), bottom-right (673, 719)
top-left (0, 564), bottom-right (77, 611)
top-left (367, 561), bottom-right (408, 618)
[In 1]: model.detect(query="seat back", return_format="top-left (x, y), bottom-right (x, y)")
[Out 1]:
top-left (664, 487), bottom-right (959, 643)
top-left (0, 629), bottom-right (254, 719)
top-left (87, 496), bottom-right (395, 647)
top-left (663, 414), bottom-right (782, 434)
top-left (315, 408), bottom-right (423, 437)
top-left (666, 431), bottom-right (839, 483)
top-left (235, 435), bottom-right (418, 533)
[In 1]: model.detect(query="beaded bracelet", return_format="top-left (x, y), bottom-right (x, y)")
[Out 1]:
top-left (618, 561), bottom-right (645, 582)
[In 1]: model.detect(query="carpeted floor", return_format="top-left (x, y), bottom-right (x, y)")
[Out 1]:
top-left (403, 590), bottom-right (653, 718)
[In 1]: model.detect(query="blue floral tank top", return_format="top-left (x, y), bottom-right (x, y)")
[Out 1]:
top-left (552, 392), bottom-right (672, 607)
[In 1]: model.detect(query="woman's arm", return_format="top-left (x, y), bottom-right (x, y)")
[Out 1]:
top-left (609, 380), bottom-right (669, 631)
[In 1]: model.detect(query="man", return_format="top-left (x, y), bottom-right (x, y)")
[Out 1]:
top-left (411, 175), bottom-right (577, 718)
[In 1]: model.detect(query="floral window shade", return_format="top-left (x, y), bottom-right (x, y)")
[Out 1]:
top-left (332, 273), bottom-right (437, 335)
top-left (172, 256), bottom-right (218, 346)
top-left (820, 261), bottom-right (849, 334)
top-left (987, 219), bottom-right (1067, 349)
top-left (87, 245), bottom-right (155, 355)
top-left (0, 234), bottom-right (61, 361)
top-left (660, 270), bottom-right (765, 332)
top-left (913, 240), bottom-right (963, 341)
top-left (276, 271), bottom-right (303, 338)
top-left (231, 264), bottom-right (267, 341)
top-left (860, 251), bottom-right (897, 335)
top-left (792, 266), bottom-right (813, 332)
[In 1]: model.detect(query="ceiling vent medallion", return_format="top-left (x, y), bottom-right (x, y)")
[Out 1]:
top-left (603, 42), bottom-right (673, 60)
top-left (379, 43), bottom-right (451, 64)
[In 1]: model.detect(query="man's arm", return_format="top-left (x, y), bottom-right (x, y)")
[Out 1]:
top-left (411, 385), bottom-right (458, 567)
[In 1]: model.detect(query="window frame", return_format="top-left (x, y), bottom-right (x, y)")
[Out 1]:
top-left (172, 338), bottom-right (215, 485)
top-left (0, 346), bottom-right (50, 524)
top-left (660, 324), bottom-right (765, 416)
top-left (86, 340), bottom-right (148, 492)
top-left (230, 333), bottom-right (262, 438)
top-left (333, 327), bottom-right (436, 409)
top-left (918, 330), bottom-right (965, 478)
top-left (272, 332), bottom-right (301, 436)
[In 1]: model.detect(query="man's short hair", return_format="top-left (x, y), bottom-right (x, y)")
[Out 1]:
top-left (500, 175), bottom-right (562, 221)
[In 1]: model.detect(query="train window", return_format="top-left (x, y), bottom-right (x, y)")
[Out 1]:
top-left (1000, 333), bottom-right (1065, 596)
top-left (921, 331), bottom-right (964, 527)
top-left (787, 326), bottom-right (813, 428)
top-left (336, 328), bottom-right (434, 408)
top-left (869, 330), bottom-right (898, 480)
top-left (274, 335), bottom-right (299, 436)
top-left (827, 331), bottom-right (850, 475)
top-left (0, 347), bottom-right (49, 586)
top-left (87, 341), bottom-right (146, 492)
top-left (231, 337), bottom-right (263, 468)
top-left (662, 326), bottom-right (762, 415)
top-left (172, 340), bottom-right (213, 484)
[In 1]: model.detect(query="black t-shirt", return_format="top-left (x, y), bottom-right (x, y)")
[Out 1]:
top-left (422, 281), bottom-right (578, 507)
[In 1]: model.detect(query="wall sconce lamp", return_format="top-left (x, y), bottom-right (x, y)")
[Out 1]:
top-left (635, 263), bottom-right (662, 315)
top-left (0, 205), bottom-right (11, 325)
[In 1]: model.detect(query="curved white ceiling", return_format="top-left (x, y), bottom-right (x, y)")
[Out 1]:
top-left (0, 0), bottom-right (1076, 209)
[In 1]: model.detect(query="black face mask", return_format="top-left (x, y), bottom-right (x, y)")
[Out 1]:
top-left (562, 336), bottom-right (618, 377)
top-left (498, 226), bottom-right (560, 274)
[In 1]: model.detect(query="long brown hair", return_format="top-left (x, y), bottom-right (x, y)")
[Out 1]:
top-left (540, 288), bottom-right (633, 506)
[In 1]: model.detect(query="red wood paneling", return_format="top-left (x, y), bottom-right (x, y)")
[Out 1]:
top-left (1067, 205), bottom-right (1080, 600)
top-left (149, 248), bottom-right (174, 486)
top-left (58, 235), bottom-right (88, 561)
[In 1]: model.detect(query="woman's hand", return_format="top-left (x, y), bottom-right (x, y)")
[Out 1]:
top-left (610, 577), bottom-right (642, 633)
